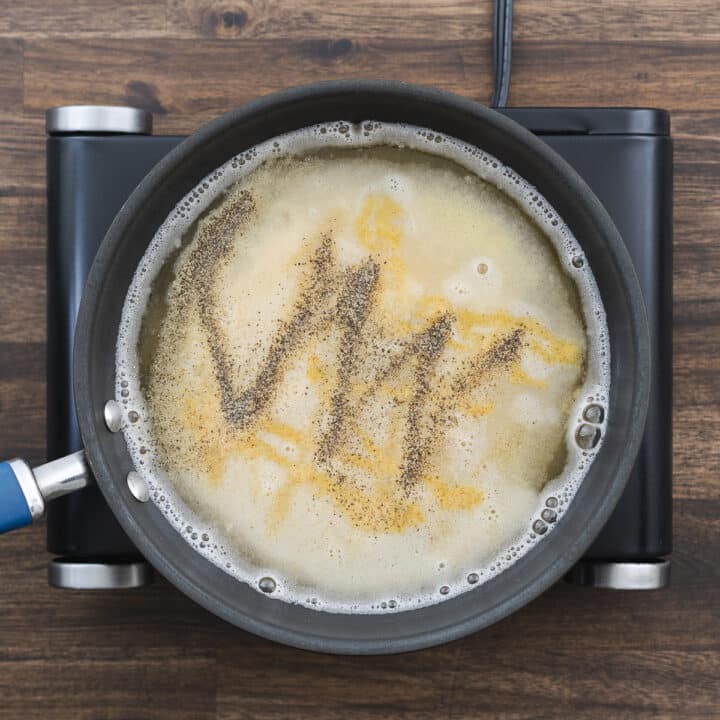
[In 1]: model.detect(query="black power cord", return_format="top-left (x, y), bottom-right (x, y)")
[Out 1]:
top-left (490, 0), bottom-right (513, 107)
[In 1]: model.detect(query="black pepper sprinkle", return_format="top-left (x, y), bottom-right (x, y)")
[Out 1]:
top-left (316, 259), bottom-right (379, 467)
top-left (398, 313), bottom-right (453, 492)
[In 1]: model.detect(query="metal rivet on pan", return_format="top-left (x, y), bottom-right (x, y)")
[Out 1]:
top-left (104, 400), bottom-right (123, 432)
top-left (127, 471), bottom-right (149, 503)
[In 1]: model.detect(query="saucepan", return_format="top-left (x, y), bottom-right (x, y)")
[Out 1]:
top-left (0, 81), bottom-right (650, 654)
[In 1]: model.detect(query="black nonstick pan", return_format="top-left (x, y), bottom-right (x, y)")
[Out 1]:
top-left (0, 81), bottom-right (650, 654)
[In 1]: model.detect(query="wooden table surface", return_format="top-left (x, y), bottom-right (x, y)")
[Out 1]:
top-left (0, 1), bottom-right (718, 718)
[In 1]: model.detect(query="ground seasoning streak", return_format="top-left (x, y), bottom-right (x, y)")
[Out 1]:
top-left (452, 328), bottom-right (525, 396)
top-left (172, 188), bottom-right (257, 429)
top-left (398, 313), bottom-right (453, 492)
top-left (315, 259), bottom-right (379, 468)
top-left (219, 234), bottom-right (336, 430)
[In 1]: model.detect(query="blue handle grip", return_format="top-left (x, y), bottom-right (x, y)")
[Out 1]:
top-left (0, 461), bottom-right (32, 533)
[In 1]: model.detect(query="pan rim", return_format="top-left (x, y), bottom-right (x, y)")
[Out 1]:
top-left (74, 79), bottom-right (650, 654)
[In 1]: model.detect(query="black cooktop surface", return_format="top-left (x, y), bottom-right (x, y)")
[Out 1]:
top-left (44, 106), bottom-right (672, 589)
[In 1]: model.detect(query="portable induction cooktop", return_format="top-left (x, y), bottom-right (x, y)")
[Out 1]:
top-left (43, 102), bottom-right (672, 592)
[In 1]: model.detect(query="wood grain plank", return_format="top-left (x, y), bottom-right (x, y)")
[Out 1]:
top-left (674, 326), bottom-right (720, 409)
top-left (22, 38), bottom-right (489, 133)
top-left (510, 41), bottom-right (720, 110)
top-left (0, 659), bottom-right (218, 720)
top-left (513, 0), bottom-right (720, 42)
top-left (0, 193), bottom-right (45, 265)
top-left (442, 649), bottom-right (720, 720)
top-left (167, 0), bottom-right (490, 41)
top-left (0, 344), bottom-right (45, 465)
top-left (22, 39), bottom-right (720, 135)
top-left (166, 0), bottom-right (720, 42)
top-left (0, 265), bottom-right (45, 341)
top-left (0, 115), bottom-right (47, 189)
top-left (0, 342), bottom-right (45, 381)
top-left (0, 39), bottom-right (23, 112)
top-left (674, 407), bottom-right (720, 500)
top-left (0, 376), bottom-right (45, 464)
top-left (673, 110), bottom-right (720, 144)
top-left (3, 0), bottom-right (717, 43)
top-left (0, 0), bottom-right (168, 37)
top-left (217, 641), bottom-right (460, 720)
top-left (676, 228), bottom-right (720, 298)
top-left (667, 110), bottom-right (720, 500)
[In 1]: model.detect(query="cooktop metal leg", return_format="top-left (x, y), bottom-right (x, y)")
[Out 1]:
top-left (45, 105), bottom-right (153, 135)
top-left (48, 558), bottom-right (153, 589)
top-left (565, 559), bottom-right (670, 589)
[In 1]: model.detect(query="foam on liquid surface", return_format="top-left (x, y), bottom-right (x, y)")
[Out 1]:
top-left (117, 123), bottom-right (610, 613)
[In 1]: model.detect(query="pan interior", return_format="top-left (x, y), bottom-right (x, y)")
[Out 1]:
top-left (115, 120), bottom-right (610, 615)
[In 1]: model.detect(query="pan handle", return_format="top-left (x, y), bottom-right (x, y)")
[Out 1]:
top-left (0, 451), bottom-right (89, 533)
